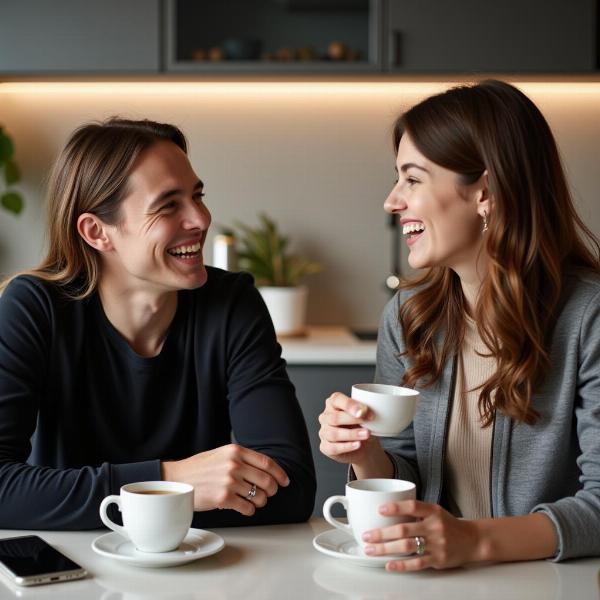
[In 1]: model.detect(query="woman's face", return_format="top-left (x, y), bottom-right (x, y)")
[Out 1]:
top-left (384, 133), bottom-right (487, 276)
top-left (103, 140), bottom-right (212, 293)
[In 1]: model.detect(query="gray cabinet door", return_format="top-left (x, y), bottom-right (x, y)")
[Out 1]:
top-left (0, 0), bottom-right (160, 73)
top-left (385, 0), bottom-right (596, 72)
top-left (288, 364), bottom-right (375, 517)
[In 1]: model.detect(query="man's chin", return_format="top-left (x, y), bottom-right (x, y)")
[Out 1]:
top-left (180, 265), bottom-right (208, 290)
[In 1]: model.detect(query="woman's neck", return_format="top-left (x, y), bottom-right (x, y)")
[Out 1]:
top-left (460, 278), bottom-right (481, 316)
top-left (454, 251), bottom-right (489, 316)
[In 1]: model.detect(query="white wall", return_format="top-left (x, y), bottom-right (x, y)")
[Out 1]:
top-left (1, 81), bottom-right (599, 327)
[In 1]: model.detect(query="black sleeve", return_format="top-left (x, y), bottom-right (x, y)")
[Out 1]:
top-left (0, 277), bottom-right (160, 530)
top-left (191, 276), bottom-right (316, 527)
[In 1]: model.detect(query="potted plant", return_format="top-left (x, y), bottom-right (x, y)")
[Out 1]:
top-left (0, 126), bottom-right (23, 215)
top-left (235, 213), bottom-right (322, 336)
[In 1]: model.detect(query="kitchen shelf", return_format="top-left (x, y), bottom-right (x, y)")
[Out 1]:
top-left (164, 0), bottom-right (383, 74)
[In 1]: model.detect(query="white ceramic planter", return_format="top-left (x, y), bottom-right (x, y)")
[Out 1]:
top-left (259, 286), bottom-right (308, 337)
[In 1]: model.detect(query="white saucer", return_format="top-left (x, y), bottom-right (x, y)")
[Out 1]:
top-left (313, 528), bottom-right (410, 568)
top-left (91, 528), bottom-right (225, 568)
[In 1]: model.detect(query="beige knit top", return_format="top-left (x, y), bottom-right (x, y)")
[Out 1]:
top-left (443, 317), bottom-right (496, 520)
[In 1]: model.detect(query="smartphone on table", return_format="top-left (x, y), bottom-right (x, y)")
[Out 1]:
top-left (0, 535), bottom-right (87, 587)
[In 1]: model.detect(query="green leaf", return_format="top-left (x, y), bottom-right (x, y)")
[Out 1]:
top-left (4, 159), bottom-right (20, 185)
top-left (1, 191), bottom-right (24, 215)
top-left (0, 130), bottom-right (14, 163)
top-left (234, 213), bottom-right (323, 286)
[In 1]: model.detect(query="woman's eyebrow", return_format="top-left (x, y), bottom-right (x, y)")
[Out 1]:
top-left (399, 162), bottom-right (430, 174)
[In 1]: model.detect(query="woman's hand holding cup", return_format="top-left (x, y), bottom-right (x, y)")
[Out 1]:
top-left (319, 385), bottom-right (419, 478)
top-left (319, 392), bottom-right (373, 464)
top-left (318, 392), bottom-right (378, 465)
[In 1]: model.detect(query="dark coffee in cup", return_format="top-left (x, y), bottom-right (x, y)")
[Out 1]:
top-left (134, 490), bottom-right (176, 495)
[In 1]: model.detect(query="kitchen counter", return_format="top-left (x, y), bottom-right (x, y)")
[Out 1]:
top-left (279, 327), bottom-right (377, 365)
top-left (0, 520), bottom-right (598, 599)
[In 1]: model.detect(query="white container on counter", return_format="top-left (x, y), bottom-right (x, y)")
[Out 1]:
top-left (259, 286), bottom-right (307, 337)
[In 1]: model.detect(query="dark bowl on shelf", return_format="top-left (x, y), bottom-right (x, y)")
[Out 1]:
top-left (222, 38), bottom-right (263, 60)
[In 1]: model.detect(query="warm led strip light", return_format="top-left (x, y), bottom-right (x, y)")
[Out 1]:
top-left (1, 81), bottom-right (599, 97)
top-left (0, 81), bottom-right (448, 97)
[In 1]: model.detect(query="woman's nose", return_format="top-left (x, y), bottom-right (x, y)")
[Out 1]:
top-left (384, 187), bottom-right (406, 214)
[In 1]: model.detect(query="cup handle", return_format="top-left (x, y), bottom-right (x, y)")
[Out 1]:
top-left (323, 495), bottom-right (352, 535)
top-left (99, 495), bottom-right (127, 538)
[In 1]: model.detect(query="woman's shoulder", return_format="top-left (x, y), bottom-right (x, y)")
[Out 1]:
top-left (552, 267), bottom-right (600, 339)
top-left (561, 267), bottom-right (600, 309)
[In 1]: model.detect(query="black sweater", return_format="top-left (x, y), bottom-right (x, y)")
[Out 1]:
top-left (0, 268), bottom-right (315, 529)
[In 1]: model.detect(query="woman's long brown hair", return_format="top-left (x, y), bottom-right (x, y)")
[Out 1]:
top-left (395, 80), bottom-right (600, 425)
top-left (0, 118), bottom-right (187, 298)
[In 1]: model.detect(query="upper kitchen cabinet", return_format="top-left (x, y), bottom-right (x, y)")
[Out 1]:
top-left (0, 0), bottom-right (160, 74)
top-left (384, 0), bottom-right (597, 73)
top-left (166, 0), bottom-right (383, 73)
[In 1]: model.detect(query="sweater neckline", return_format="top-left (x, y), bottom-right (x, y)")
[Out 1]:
top-left (92, 291), bottom-right (184, 368)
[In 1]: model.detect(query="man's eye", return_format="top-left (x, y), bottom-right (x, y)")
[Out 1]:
top-left (162, 200), bottom-right (177, 211)
top-left (193, 192), bottom-right (206, 202)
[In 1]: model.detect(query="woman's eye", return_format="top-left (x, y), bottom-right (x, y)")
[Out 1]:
top-left (406, 177), bottom-right (419, 187)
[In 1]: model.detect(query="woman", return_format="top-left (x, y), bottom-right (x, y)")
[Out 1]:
top-left (0, 118), bottom-right (315, 529)
top-left (319, 80), bottom-right (600, 570)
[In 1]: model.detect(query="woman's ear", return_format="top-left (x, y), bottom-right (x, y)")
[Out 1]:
top-left (77, 213), bottom-right (113, 252)
top-left (476, 170), bottom-right (493, 218)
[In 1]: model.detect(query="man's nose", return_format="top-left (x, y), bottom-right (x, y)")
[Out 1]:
top-left (183, 200), bottom-right (211, 229)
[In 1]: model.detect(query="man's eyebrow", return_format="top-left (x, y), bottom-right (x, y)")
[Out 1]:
top-left (399, 162), bottom-right (430, 174)
top-left (148, 180), bottom-right (204, 210)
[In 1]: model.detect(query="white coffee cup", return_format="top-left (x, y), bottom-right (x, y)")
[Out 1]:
top-left (351, 383), bottom-right (419, 436)
top-left (323, 479), bottom-right (416, 554)
top-left (99, 481), bottom-right (194, 553)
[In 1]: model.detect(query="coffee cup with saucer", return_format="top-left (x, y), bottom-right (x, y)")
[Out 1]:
top-left (92, 480), bottom-right (224, 567)
top-left (314, 478), bottom-right (416, 567)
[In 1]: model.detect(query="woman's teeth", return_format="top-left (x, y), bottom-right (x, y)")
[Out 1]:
top-left (402, 222), bottom-right (425, 235)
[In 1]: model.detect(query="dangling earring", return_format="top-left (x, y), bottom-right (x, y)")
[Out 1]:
top-left (482, 210), bottom-right (489, 234)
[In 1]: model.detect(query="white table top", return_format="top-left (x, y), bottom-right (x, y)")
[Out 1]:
top-left (0, 519), bottom-right (598, 599)
top-left (279, 327), bottom-right (377, 365)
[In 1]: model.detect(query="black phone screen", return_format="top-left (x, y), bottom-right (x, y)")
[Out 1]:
top-left (0, 535), bottom-right (82, 577)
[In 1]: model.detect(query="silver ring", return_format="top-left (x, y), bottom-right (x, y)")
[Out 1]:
top-left (247, 484), bottom-right (257, 499)
top-left (414, 536), bottom-right (426, 556)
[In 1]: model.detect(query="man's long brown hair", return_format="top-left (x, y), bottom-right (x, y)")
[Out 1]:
top-left (0, 118), bottom-right (187, 298)
top-left (395, 80), bottom-right (600, 426)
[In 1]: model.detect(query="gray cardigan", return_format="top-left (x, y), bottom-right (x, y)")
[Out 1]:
top-left (376, 268), bottom-right (600, 561)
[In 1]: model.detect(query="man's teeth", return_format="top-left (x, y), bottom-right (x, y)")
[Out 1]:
top-left (168, 242), bottom-right (201, 255)
top-left (402, 222), bottom-right (425, 235)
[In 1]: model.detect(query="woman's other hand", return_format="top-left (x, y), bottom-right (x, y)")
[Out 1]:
top-left (161, 444), bottom-right (289, 515)
top-left (362, 500), bottom-right (482, 571)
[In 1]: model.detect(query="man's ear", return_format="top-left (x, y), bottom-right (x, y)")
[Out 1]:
top-left (476, 170), bottom-right (493, 218)
top-left (77, 213), bottom-right (113, 252)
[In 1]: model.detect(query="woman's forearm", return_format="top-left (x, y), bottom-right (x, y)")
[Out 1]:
top-left (473, 512), bottom-right (557, 563)
top-left (352, 439), bottom-right (395, 480)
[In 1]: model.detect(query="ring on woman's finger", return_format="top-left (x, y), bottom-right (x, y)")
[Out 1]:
top-left (247, 483), bottom-right (257, 499)
top-left (414, 536), bottom-right (426, 556)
